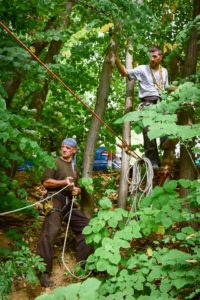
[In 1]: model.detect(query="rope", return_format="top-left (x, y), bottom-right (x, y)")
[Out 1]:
top-left (0, 20), bottom-right (140, 160)
top-left (0, 184), bottom-right (91, 279)
top-left (0, 185), bottom-right (70, 216)
top-left (126, 157), bottom-right (154, 224)
top-left (182, 142), bottom-right (200, 176)
top-left (61, 196), bottom-right (92, 280)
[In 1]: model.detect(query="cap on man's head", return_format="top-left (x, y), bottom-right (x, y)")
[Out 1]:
top-left (62, 138), bottom-right (77, 148)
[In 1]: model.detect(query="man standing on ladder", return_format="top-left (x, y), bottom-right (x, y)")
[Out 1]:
top-left (115, 46), bottom-right (177, 169)
top-left (37, 138), bottom-right (92, 287)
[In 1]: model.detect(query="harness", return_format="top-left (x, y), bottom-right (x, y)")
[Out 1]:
top-left (43, 192), bottom-right (71, 216)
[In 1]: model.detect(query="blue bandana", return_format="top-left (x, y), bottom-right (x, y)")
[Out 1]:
top-left (62, 138), bottom-right (77, 148)
top-left (62, 138), bottom-right (77, 171)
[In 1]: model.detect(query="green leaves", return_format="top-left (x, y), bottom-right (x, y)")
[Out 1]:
top-left (35, 278), bottom-right (101, 300)
top-left (0, 246), bottom-right (45, 298)
top-left (163, 180), bottom-right (177, 193)
top-left (99, 197), bottom-right (112, 209)
top-left (161, 249), bottom-right (192, 266)
top-left (37, 177), bottom-right (200, 300)
top-left (79, 177), bottom-right (94, 194)
top-left (115, 81), bottom-right (200, 143)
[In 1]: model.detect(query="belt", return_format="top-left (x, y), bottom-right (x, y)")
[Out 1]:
top-left (140, 96), bottom-right (160, 104)
top-left (51, 207), bottom-right (63, 214)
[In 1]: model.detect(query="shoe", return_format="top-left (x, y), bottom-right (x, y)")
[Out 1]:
top-left (40, 272), bottom-right (53, 287)
top-left (160, 138), bottom-right (178, 150)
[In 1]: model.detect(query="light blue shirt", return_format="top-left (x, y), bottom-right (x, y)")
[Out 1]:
top-left (127, 65), bottom-right (168, 98)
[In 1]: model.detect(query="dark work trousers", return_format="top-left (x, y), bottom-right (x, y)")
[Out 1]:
top-left (37, 193), bottom-right (93, 273)
top-left (141, 96), bottom-right (167, 165)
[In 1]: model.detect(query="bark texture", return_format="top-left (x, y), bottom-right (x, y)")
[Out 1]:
top-left (179, 0), bottom-right (199, 196)
top-left (81, 37), bottom-right (118, 217)
top-left (118, 39), bottom-right (134, 209)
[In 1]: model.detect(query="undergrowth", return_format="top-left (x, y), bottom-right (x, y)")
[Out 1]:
top-left (36, 179), bottom-right (200, 300)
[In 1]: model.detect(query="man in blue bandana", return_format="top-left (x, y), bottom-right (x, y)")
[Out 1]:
top-left (37, 138), bottom-right (92, 287)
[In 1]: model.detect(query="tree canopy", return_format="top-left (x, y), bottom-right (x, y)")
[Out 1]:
top-left (0, 0), bottom-right (199, 299)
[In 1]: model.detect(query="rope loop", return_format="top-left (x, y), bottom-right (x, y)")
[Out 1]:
top-left (126, 157), bottom-right (154, 224)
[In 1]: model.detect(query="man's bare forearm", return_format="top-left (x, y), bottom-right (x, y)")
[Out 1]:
top-left (43, 178), bottom-right (74, 189)
top-left (115, 57), bottom-right (128, 77)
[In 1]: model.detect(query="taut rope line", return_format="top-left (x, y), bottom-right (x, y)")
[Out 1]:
top-left (0, 185), bottom-right (70, 216)
top-left (0, 20), bottom-right (140, 159)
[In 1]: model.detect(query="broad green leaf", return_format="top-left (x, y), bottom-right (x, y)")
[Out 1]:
top-left (108, 217), bottom-right (118, 228)
top-left (83, 226), bottom-right (92, 235)
top-left (92, 221), bottom-right (106, 233)
top-left (96, 259), bottom-right (108, 271)
top-left (173, 278), bottom-right (194, 289)
top-left (107, 265), bottom-right (118, 276)
top-left (99, 197), bottom-right (112, 209)
top-left (107, 252), bottom-right (121, 265)
top-left (79, 278), bottom-right (101, 299)
top-left (179, 179), bottom-right (191, 188)
top-left (163, 180), bottom-right (177, 193)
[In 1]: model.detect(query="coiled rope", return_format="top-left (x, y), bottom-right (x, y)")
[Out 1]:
top-left (126, 157), bottom-right (154, 223)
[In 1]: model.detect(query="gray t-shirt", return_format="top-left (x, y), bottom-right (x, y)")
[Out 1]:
top-left (127, 65), bottom-right (168, 98)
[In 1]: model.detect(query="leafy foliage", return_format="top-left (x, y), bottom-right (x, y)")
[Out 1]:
top-left (82, 179), bottom-right (200, 299)
top-left (79, 177), bottom-right (94, 194)
top-left (35, 278), bottom-right (101, 300)
top-left (0, 245), bottom-right (45, 299)
top-left (0, 0), bottom-right (199, 299)
top-left (0, 98), bottom-right (54, 214)
top-left (115, 81), bottom-right (200, 143)
top-left (35, 178), bottom-right (200, 299)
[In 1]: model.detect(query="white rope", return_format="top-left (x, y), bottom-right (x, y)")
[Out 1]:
top-left (0, 185), bottom-right (71, 216)
top-left (61, 196), bottom-right (92, 280)
top-left (0, 184), bottom-right (91, 279)
top-left (182, 142), bottom-right (200, 176)
top-left (126, 157), bottom-right (154, 223)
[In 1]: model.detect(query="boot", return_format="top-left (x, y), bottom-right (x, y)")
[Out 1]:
top-left (40, 272), bottom-right (53, 287)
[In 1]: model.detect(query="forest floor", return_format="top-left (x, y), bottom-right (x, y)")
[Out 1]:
top-left (1, 199), bottom-right (77, 299)
top-left (1, 170), bottom-right (119, 300)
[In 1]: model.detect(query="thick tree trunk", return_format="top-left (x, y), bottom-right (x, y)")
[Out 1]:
top-left (179, 0), bottom-right (199, 196)
top-left (118, 39), bottom-right (134, 208)
top-left (81, 37), bottom-right (117, 217)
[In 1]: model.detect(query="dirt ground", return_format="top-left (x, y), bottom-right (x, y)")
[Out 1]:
top-left (1, 212), bottom-right (78, 300)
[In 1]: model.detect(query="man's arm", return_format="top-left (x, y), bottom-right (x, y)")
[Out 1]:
top-left (115, 57), bottom-right (128, 77)
top-left (43, 177), bottom-right (81, 195)
top-left (43, 177), bottom-right (74, 189)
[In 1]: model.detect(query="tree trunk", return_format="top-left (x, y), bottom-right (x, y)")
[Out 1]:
top-left (29, 39), bottom-right (62, 119)
top-left (29, 1), bottom-right (74, 119)
top-left (179, 0), bottom-right (199, 196)
top-left (81, 37), bottom-right (118, 217)
top-left (4, 17), bottom-right (56, 109)
top-left (118, 39), bottom-right (134, 208)
top-left (183, 0), bottom-right (200, 76)
top-left (169, 55), bottom-right (182, 82)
